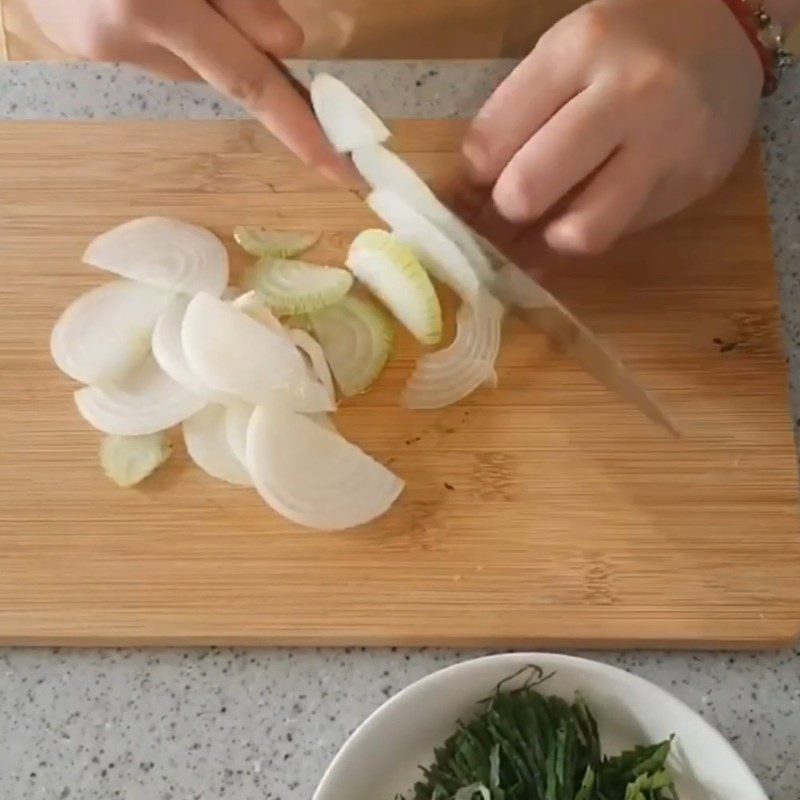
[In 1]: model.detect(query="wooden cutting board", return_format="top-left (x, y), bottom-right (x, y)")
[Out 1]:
top-left (0, 120), bottom-right (798, 648)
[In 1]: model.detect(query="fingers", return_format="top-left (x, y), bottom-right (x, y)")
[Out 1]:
top-left (209, 0), bottom-right (305, 58)
top-left (492, 82), bottom-right (623, 225)
top-left (149, 1), bottom-right (355, 181)
top-left (544, 147), bottom-right (659, 254)
top-left (462, 38), bottom-right (584, 185)
top-left (136, 45), bottom-right (202, 82)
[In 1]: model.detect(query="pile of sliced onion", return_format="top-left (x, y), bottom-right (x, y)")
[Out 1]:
top-left (51, 215), bottom-right (404, 531)
top-left (49, 75), bottom-right (529, 530)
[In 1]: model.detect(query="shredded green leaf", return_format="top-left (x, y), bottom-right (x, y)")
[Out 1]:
top-left (392, 667), bottom-right (678, 800)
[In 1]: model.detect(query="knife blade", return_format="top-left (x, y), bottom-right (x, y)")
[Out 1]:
top-left (476, 235), bottom-right (680, 437)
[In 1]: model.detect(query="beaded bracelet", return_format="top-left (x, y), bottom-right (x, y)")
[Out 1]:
top-left (717, 0), bottom-right (796, 95)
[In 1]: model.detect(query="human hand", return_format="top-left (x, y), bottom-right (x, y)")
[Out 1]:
top-left (462, 0), bottom-right (764, 255)
top-left (23, 0), bottom-right (354, 181)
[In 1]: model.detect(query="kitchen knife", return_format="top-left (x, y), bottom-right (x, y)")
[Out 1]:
top-left (480, 236), bottom-right (679, 437)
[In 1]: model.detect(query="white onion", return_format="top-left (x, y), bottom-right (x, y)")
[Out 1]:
top-left (346, 229), bottom-right (442, 345)
top-left (83, 216), bottom-right (229, 296)
top-left (75, 357), bottom-right (207, 435)
top-left (224, 400), bottom-right (255, 466)
top-left (183, 403), bottom-right (253, 487)
top-left (182, 291), bottom-right (334, 413)
top-left (99, 432), bottom-right (172, 488)
top-left (288, 329), bottom-right (336, 403)
top-left (51, 279), bottom-right (173, 386)
top-left (367, 189), bottom-right (481, 302)
top-left (246, 402), bottom-right (404, 530)
top-left (310, 296), bottom-right (394, 397)
top-left (402, 291), bottom-right (505, 409)
top-left (310, 73), bottom-right (391, 153)
top-left (233, 228), bottom-right (320, 259)
top-left (245, 258), bottom-right (353, 315)
top-left (352, 145), bottom-right (494, 285)
top-left (152, 294), bottom-right (218, 396)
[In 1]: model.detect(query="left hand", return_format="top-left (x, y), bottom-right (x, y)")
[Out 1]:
top-left (461, 0), bottom-right (763, 255)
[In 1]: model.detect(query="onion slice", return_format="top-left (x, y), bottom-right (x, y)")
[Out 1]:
top-left (245, 258), bottom-right (353, 315)
top-left (184, 403), bottom-right (253, 487)
top-left (246, 403), bottom-right (404, 530)
top-left (99, 432), bottom-right (172, 488)
top-left (353, 145), bottom-right (494, 285)
top-left (152, 294), bottom-right (218, 396)
top-left (288, 329), bottom-right (336, 403)
top-left (310, 296), bottom-right (394, 397)
top-left (225, 400), bottom-right (255, 465)
top-left (310, 73), bottom-right (391, 153)
top-left (402, 291), bottom-right (505, 409)
top-left (233, 228), bottom-right (320, 259)
top-left (75, 357), bottom-right (207, 435)
top-left (346, 229), bottom-right (442, 345)
top-left (83, 216), bottom-right (229, 296)
top-left (367, 189), bottom-right (481, 302)
top-left (182, 292), bottom-right (334, 413)
top-left (51, 279), bottom-right (173, 386)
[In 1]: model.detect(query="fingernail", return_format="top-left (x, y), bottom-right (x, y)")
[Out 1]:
top-left (270, 18), bottom-right (305, 57)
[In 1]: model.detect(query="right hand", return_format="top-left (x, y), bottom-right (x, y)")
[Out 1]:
top-left (23, 0), bottom-right (355, 181)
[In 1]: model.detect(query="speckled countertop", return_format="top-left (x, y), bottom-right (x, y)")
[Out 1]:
top-left (0, 62), bottom-right (798, 800)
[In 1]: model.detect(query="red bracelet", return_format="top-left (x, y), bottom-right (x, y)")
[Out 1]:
top-left (715, 0), bottom-right (778, 95)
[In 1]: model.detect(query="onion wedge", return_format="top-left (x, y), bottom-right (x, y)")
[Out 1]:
top-left (99, 432), bottom-right (172, 488)
top-left (367, 189), bottom-right (481, 302)
top-left (231, 290), bottom-right (286, 334)
top-left (224, 400), bottom-right (255, 465)
top-left (75, 357), bottom-right (206, 435)
top-left (152, 295), bottom-right (218, 396)
top-left (246, 403), bottom-right (403, 530)
top-left (402, 291), bottom-right (505, 409)
top-left (310, 296), bottom-right (394, 397)
top-left (352, 145), bottom-right (494, 285)
top-left (182, 292), bottom-right (334, 413)
top-left (288, 329), bottom-right (336, 403)
top-left (246, 258), bottom-right (353, 315)
top-left (310, 73), bottom-right (391, 153)
top-left (346, 229), bottom-right (442, 345)
top-left (83, 216), bottom-right (229, 296)
top-left (233, 228), bottom-right (320, 259)
top-left (184, 403), bottom-right (253, 487)
top-left (51, 279), bottom-right (173, 386)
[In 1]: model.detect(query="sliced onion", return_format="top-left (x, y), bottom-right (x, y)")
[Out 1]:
top-left (346, 229), bottom-right (442, 345)
top-left (152, 294), bottom-right (219, 396)
top-left (288, 329), bottom-right (336, 403)
top-left (310, 73), bottom-right (391, 153)
top-left (231, 290), bottom-right (287, 334)
top-left (245, 258), bottom-right (353, 315)
top-left (82, 216), bottom-right (229, 296)
top-left (367, 189), bottom-right (481, 302)
top-left (51, 279), bottom-right (173, 386)
top-left (402, 291), bottom-right (506, 409)
top-left (352, 145), bottom-right (494, 285)
top-left (233, 227), bottom-right (320, 259)
top-left (182, 291), bottom-right (334, 413)
top-left (183, 403), bottom-right (253, 487)
top-left (246, 403), bottom-right (403, 530)
top-left (99, 432), bottom-right (171, 488)
top-left (310, 296), bottom-right (394, 397)
top-left (224, 399), bottom-right (255, 465)
top-left (75, 357), bottom-right (207, 435)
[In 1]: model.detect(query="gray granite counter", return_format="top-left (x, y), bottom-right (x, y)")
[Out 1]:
top-left (0, 62), bottom-right (797, 800)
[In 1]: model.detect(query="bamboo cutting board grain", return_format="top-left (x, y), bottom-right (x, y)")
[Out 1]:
top-left (0, 120), bottom-right (798, 648)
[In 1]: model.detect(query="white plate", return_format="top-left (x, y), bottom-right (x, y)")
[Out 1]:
top-left (314, 653), bottom-right (767, 800)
